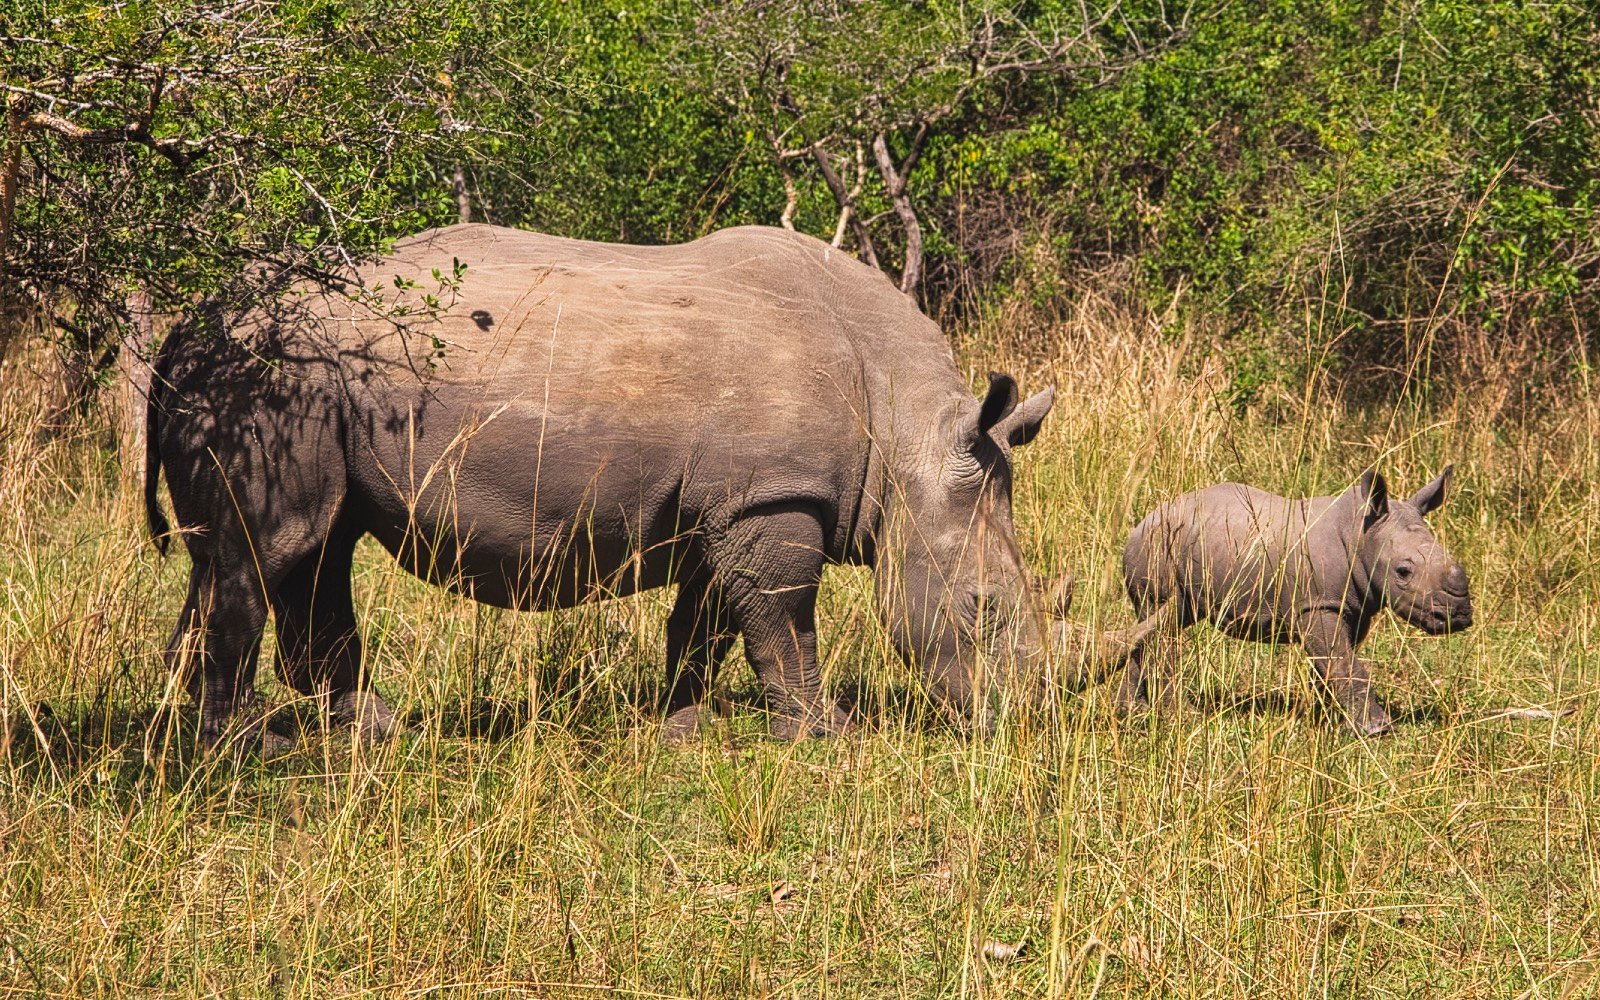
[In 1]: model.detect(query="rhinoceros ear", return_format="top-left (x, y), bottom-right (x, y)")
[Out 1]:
top-left (1409, 464), bottom-right (1453, 516)
top-left (958, 373), bottom-right (1017, 451)
top-left (965, 374), bottom-right (1053, 451)
top-left (997, 386), bottom-right (1055, 448)
top-left (1352, 467), bottom-right (1390, 524)
top-left (977, 372), bottom-right (1019, 434)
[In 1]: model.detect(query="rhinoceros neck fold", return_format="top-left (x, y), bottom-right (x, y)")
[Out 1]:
top-left (852, 349), bottom-right (974, 559)
top-left (1312, 488), bottom-right (1380, 618)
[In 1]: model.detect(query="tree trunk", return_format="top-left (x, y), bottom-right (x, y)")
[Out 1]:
top-left (0, 94), bottom-right (27, 364)
top-left (453, 164), bottom-right (471, 225)
top-left (116, 290), bottom-right (155, 493)
top-left (872, 133), bottom-right (923, 298)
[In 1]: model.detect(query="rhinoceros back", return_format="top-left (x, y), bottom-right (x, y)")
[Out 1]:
top-left (227, 224), bottom-right (954, 608)
top-left (1124, 483), bottom-right (1324, 640)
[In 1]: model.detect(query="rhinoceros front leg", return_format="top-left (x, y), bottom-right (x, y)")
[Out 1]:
top-left (1113, 597), bottom-right (1187, 715)
top-left (659, 572), bottom-right (737, 743)
top-left (1300, 611), bottom-right (1394, 736)
top-left (1115, 627), bottom-right (1185, 715)
top-left (709, 502), bottom-right (850, 740)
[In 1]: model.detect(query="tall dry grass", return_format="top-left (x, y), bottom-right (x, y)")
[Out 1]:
top-left (0, 298), bottom-right (1596, 997)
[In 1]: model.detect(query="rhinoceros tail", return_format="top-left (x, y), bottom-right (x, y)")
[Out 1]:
top-left (144, 374), bottom-right (170, 556)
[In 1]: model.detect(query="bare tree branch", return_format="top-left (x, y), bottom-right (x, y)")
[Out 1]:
top-left (830, 143), bottom-right (869, 248)
top-left (779, 160), bottom-right (798, 230)
top-left (20, 109), bottom-right (207, 169)
top-left (872, 132), bottom-right (922, 295)
top-left (684, 0), bottom-right (1189, 300)
top-left (812, 143), bottom-right (879, 268)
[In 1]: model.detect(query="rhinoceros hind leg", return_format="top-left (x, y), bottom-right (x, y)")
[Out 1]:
top-left (659, 570), bottom-right (737, 744)
top-left (165, 559), bottom-right (270, 750)
top-left (709, 503), bottom-right (848, 741)
top-left (155, 353), bottom-right (350, 751)
top-left (270, 515), bottom-right (393, 741)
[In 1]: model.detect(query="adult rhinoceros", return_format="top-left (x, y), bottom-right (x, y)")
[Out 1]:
top-left (145, 223), bottom-right (1110, 747)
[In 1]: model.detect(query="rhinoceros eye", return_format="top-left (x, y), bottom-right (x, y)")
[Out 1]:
top-left (963, 592), bottom-right (1007, 640)
top-left (972, 592), bottom-right (995, 623)
top-left (1395, 563), bottom-right (1415, 582)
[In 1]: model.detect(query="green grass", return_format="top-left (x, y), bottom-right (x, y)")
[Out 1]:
top-left (1, 314), bottom-right (1597, 997)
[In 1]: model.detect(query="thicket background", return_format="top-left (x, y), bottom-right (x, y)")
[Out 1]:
top-left (4, 0), bottom-right (1597, 403)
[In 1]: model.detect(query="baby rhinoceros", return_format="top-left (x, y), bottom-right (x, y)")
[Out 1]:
top-left (1121, 467), bottom-right (1473, 734)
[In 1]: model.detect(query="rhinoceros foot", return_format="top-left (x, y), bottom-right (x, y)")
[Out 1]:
top-left (660, 704), bottom-right (715, 744)
top-left (1113, 664), bottom-right (1186, 717)
top-left (194, 710), bottom-right (297, 760)
top-left (769, 701), bottom-right (853, 741)
top-left (1340, 697), bottom-right (1395, 737)
top-left (194, 692), bottom-right (287, 757)
top-left (330, 689), bottom-right (399, 744)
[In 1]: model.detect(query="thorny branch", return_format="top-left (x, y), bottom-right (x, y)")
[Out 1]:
top-left (18, 108), bottom-right (208, 170)
top-left (697, 0), bottom-right (1189, 299)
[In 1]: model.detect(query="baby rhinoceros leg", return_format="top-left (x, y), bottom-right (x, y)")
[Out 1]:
top-left (1114, 600), bottom-right (1187, 715)
top-left (1300, 610), bottom-right (1394, 736)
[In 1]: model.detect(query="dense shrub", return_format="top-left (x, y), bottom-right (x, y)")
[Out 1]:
top-left (4, 0), bottom-right (1596, 392)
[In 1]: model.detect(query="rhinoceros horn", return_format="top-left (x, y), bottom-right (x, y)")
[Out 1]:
top-left (1032, 572), bottom-right (1174, 691)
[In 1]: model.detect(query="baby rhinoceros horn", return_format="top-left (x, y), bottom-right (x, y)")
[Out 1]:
top-left (1032, 572), bottom-right (1174, 691)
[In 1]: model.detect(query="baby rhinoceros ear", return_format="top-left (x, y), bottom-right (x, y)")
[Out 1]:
top-left (1351, 467), bottom-right (1390, 526)
top-left (1409, 464), bottom-right (1453, 516)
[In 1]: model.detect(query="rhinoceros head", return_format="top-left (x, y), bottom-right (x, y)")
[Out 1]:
top-left (875, 373), bottom-right (1058, 719)
top-left (1352, 466), bottom-right (1474, 635)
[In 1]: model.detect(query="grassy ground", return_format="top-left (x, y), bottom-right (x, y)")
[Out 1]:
top-left (1, 309), bottom-right (1597, 998)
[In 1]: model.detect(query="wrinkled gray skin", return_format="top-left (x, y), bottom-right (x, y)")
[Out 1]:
top-left (147, 223), bottom-right (1137, 748)
top-left (1121, 468), bottom-right (1473, 734)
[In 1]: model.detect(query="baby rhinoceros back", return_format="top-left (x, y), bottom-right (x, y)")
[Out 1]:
top-left (1123, 482), bottom-right (1330, 641)
top-left (1119, 467), bottom-right (1473, 734)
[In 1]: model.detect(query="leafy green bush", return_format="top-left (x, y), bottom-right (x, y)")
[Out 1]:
top-left (924, 0), bottom-right (1599, 385)
top-left (6, 0), bottom-right (1595, 393)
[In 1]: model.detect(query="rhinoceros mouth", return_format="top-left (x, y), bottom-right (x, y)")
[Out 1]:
top-left (1419, 605), bottom-right (1473, 635)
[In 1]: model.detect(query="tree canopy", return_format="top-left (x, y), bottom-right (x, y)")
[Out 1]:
top-left (3, 0), bottom-right (1597, 391)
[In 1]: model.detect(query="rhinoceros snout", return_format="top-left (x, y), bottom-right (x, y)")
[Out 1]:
top-left (1421, 597), bottom-right (1473, 635)
top-left (1410, 562), bottom-right (1473, 635)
